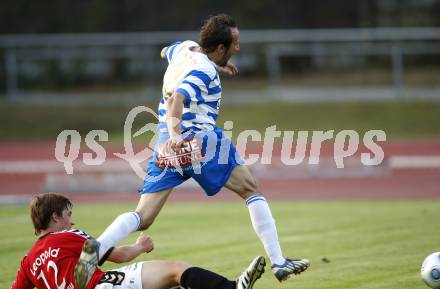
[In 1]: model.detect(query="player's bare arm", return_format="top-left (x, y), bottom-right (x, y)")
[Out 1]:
top-left (218, 62), bottom-right (239, 76)
top-left (107, 232), bottom-right (154, 263)
top-left (164, 91), bottom-right (185, 152)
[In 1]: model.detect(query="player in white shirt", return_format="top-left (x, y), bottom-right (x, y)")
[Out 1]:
top-left (86, 14), bottom-right (310, 283)
top-left (158, 39), bottom-right (222, 133)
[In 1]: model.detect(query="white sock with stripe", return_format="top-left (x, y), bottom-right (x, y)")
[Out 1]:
top-left (246, 195), bottom-right (285, 266)
top-left (96, 212), bottom-right (141, 259)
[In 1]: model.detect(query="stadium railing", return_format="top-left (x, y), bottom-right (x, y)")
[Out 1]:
top-left (1, 28), bottom-right (440, 103)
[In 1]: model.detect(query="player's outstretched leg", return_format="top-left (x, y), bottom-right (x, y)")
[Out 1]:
top-left (236, 256), bottom-right (266, 289)
top-left (225, 165), bottom-right (310, 282)
top-left (246, 194), bottom-right (310, 282)
top-left (271, 258), bottom-right (310, 282)
top-left (74, 239), bottom-right (100, 289)
top-left (178, 256), bottom-right (265, 289)
top-left (139, 257), bottom-right (266, 289)
top-left (94, 190), bottom-right (173, 257)
top-left (96, 211), bottom-right (141, 256)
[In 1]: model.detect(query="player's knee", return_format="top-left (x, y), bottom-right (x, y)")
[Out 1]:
top-left (249, 179), bottom-right (262, 195)
top-left (236, 178), bottom-right (261, 199)
top-left (172, 261), bottom-right (191, 283)
top-left (174, 260), bottom-right (190, 271)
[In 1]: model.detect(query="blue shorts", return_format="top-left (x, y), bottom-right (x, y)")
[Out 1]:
top-left (139, 127), bottom-right (243, 196)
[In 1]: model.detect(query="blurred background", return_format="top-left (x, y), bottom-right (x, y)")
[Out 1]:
top-left (0, 0), bottom-right (439, 202)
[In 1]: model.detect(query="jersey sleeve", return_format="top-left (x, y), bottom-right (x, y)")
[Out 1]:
top-left (175, 67), bottom-right (214, 105)
top-left (10, 257), bottom-right (34, 289)
top-left (164, 41), bottom-right (182, 63)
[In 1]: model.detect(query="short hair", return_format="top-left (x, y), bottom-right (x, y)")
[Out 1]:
top-left (30, 193), bottom-right (72, 235)
top-left (199, 14), bottom-right (237, 53)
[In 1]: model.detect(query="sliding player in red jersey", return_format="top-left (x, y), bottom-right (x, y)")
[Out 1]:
top-left (10, 193), bottom-right (265, 289)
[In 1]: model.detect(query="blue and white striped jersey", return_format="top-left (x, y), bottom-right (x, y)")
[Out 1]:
top-left (158, 40), bottom-right (222, 133)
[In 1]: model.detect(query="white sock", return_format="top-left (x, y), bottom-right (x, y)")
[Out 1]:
top-left (96, 212), bottom-right (141, 258)
top-left (246, 195), bottom-right (285, 266)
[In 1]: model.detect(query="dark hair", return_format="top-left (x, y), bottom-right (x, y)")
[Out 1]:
top-left (30, 193), bottom-right (72, 235)
top-left (200, 14), bottom-right (237, 53)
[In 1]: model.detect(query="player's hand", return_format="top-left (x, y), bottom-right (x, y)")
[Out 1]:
top-left (136, 232), bottom-right (154, 253)
top-left (164, 137), bottom-right (185, 153)
top-left (160, 47), bottom-right (167, 59)
top-left (218, 62), bottom-right (239, 76)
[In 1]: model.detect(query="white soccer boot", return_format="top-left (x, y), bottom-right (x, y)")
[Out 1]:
top-left (236, 256), bottom-right (266, 289)
top-left (74, 239), bottom-right (100, 289)
top-left (271, 257), bottom-right (310, 282)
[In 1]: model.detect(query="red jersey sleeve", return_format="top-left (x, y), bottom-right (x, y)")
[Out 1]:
top-left (10, 257), bottom-right (34, 289)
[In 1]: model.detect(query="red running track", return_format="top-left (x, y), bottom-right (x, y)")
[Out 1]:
top-left (0, 140), bottom-right (439, 204)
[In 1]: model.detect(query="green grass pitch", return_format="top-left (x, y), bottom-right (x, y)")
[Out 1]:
top-left (1, 201), bottom-right (439, 289)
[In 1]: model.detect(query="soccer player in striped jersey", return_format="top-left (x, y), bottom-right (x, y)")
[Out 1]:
top-left (10, 193), bottom-right (265, 289)
top-left (93, 14), bottom-right (309, 283)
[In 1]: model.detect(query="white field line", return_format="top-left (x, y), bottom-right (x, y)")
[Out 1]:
top-left (0, 155), bottom-right (439, 174)
top-left (0, 159), bottom-right (140, 173)
top-left (388, 156), bottom-right (440, 169)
